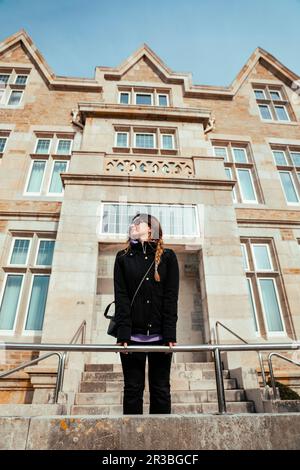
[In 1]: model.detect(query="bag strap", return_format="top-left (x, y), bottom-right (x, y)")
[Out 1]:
top-left (104, 259), bottom-right (155, 319)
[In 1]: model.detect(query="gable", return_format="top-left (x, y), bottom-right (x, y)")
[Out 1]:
top-left (0, 42), bottom-right (32, 65)
top-left (120, 55), bottom-right (167, 83)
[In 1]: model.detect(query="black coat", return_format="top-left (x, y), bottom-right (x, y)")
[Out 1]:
top-left (113, 240), bottom-right (179, 343)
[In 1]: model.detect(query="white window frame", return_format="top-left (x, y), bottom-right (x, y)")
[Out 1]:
top-left (34, 238), bottom-right (55, 267)
top-left (7, 89), bottom-right (23, 106)
top-left (0, 89), bottom-right (5, 105)
top-left (257, 277), bottom-right (286, 337)
top-left (14, 74), bottom-right (28, 85)
top-left (0, 74), bottom-right (10, 85)
top-left (246, 277), bottom-right (260, 336)
top-left (251, 243), bottom-right (273, 272)
top-left (157, 94), bottom-right (169, 106)
top-left (34, 138), bottom-right (52, 155)
top-left (0, 136), bottom-right (7, 152)
top-left (258, 104), bottom-right (273, 121)
top-left (99, 202), bottom-right (200, 238)
top-left (24, 159), bottom-right (48, 195)
top-left (8, 237), bottom-right (32, 267)
top-left (46, 160), bottom-right (69, 195)
top-left (22, 274), bottom-right (50, 335)
top-left (236, 168), bottom-right (258, 203)
top-left (0, 272), bottom-right (25, 334)
top-left (274, 105), bottom-right (290, 122)
top-left (232, 147), bottom-right (248, 163)
top-left (254, 89), bottom-right (266, 100)
top-left (161, 133), bottom-right (175, 150)
top-left (134, 92), bottom-right (153, 106)
top-left (134, 132), bottom-right (156, 149)
top-left (213, 146), bottom-right (228, 161)
top-left (240, 243), bottom-right (249, 270)
top-left (118, 91), bottom-right (130, 105)
top-left (114, 131), bottom-right (129, 148)
top-left (278, 170), bottom-right (300, 205)
top-left (272, 149), bottom-right (288, 166)
top-left (290, 151), bottom-right (300, 167)
top-left (269, 89), bottom-right (282, 101)
top-left (55, 139), bottom-right (73, 155)
top-left (224, 167), bottom-right (237, 203)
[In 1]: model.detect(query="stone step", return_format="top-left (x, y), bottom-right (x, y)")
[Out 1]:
top-left (74, 389), bottom-right (245, 405)
top-left (71, 401), bottom-right (255, 415)
top-left (84, 362), bottom-right (216, 372)
top-left (79, 378), bottom-right (237, 393)
top-left (0, 404), bottom-right (66, 417)
top-left (82, 369), bottom-right (230, 382)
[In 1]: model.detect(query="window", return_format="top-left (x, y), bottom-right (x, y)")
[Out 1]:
top-left (135, 133), bottom-right (155, 149)
top-left (241, 239), bottom-right (288, 336)
top-left (0, 137), bottom-right (7, 153)
top-left (135, 93), bottom-right (153, 105)
top-left (24, 275), bottom-right (50, 331)
top-left (253, 85), bottom-right (292, 122)
top-left (161, 134), bottom-right (174, 150)
top-left (101, 203), bottom-right (199, 238)
top-left (35, 240), bottom-right (55, 266)
top-left (15, 75), bottom-right (28, 85)
top-left (35, 139), bottom-right (51, 154)
top-left (48, 161), bottom-right (68, 194)
top-left (25, 160), bottom-right (47, 194)
top-left (0, 74), bottom-right (9, 84)
top-left (158, 94), bottom-right (168, 106)
top-left (7, 90), bottom-right (23, 106)
top-left (115, 132), bottom-right (129, 148)
top-left (9, 238), bottom-right (31, 265)
top-left (118, 87), bottom-right (170, 107)
top-left (271, 145), bottom-right (300, 205)
top-left (0, 274), bottom-right (24, 330)
top-left (279, 171), bottom-right (299, 204)
top-left (213, 142), bottom-right (260, 204)
top-left (56, 139), bottom-right (72, 155)
top-left (119, 92), bottom-right (130, 105)
top-left (0, 234), bottom-right (55, 333)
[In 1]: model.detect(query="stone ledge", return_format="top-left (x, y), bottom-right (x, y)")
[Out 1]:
top-left (1, 413), bottom-right (300, 450)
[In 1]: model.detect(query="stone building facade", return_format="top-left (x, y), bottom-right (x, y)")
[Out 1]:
top-left (0, 30), bottom-right (300, 402)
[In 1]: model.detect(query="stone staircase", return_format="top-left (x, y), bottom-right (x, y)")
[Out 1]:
top-left (71, 361), bottom-right (255, 415)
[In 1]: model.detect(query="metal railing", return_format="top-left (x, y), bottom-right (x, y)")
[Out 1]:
top-left (215, 321), bottom-right (267, 387)
top-left (1, 341), bottom-right (300, 413)
top-left (0, 352), bottom-right (65, 403)
top-left (268, 352), bottom-right (300, 399)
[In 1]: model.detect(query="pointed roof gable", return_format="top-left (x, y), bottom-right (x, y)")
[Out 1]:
top-left (0, 31), bottom-right (298, 98)
top-left (0, 29), bottom-right (101, 91)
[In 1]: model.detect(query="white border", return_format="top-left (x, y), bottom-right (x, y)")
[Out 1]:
top-left (34, 138), bottom-right (51, 154)
top-left (257, 277), bottom-right (286, 336)
top-left (0, 273), bottom-right (25, 334)
top-left (14, 74), bottom-right (28, 85)
top-left (55, 138), bottom-right (73, 155)
top-left (274, 105), bottom-right (290, 122)
top-left (0, 136), bottom-right (7, 152)
top-left (134, 92), bottom-right (153, 106)
top-left (34, 239), bottom-right (55, 266)
top-left (46, 160), bottom-right (69, 195)
top-left (278, 170), bottom-right (300, 205)
top-left (7, 89), bottom-right (23, 107)
top-left (258, 104), bottom-right (273, 121)
top-left (246, 277), bottom-right (260, 335)
top-left (251, 243), bottom-right (273, 271)
top-left (22, 274), bottom-right (50, 334)
top-left (232, 147), bottom-right (248, 163)
top-left (272, 149), bottom-right (288, 166)
top-left (236, 168), bottom-right (258, 203)
top-left (24, 159), bottom-right (47, 195)
top-left (254, 89), bottom-right (266, 100)
top-left (213, 146), bottom-right (228, 161)
top-left (134, 132), bottom-right (156, 149)
top-left (118, 91), bottom-right (130, 105)
top-left (240, 243), bottom-right (249, 270)
top-left (8, 237), bottom-right (32, 266)
top-left (161, 133), bottom-right (174, 150)
top-left (157, 94), bottom-right (169, 106)
top-left (114, 131), bottom-right (129, 148)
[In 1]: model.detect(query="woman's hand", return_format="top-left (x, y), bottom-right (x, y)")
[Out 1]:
top-left (116, 342), bottom-right (128, 354)
top-left (165, 341), bottom-right (177, 354)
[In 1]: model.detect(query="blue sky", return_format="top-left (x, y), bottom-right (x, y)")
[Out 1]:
top-left (1, 0), bottom-right (299, 85)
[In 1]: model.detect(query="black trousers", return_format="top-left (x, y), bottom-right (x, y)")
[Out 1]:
top-left (119, 339), bottom-right (173, 414)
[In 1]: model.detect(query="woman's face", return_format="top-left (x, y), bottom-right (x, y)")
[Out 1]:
top-left (129, 220), bottom-right (150, 241)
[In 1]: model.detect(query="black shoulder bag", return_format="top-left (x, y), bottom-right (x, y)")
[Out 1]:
top-left (104, 259), bottom-right (155, 338)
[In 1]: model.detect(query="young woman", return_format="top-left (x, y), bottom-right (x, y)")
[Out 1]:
top-left (113, 212), bottom-right (179, 414)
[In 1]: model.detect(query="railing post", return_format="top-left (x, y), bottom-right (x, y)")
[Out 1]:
top-left (258, 351), bottom-right (267, 388)
top-left (214, 347), bottom-right (227, 414)
top-left (54, 353), bottom-right (65, 404)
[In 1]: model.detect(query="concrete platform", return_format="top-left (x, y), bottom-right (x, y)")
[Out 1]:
top-left (0, 413), bottom-right (300, 450)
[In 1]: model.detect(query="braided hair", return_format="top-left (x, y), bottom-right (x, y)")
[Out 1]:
top-left (121, 213), bottom-right (164, 282)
